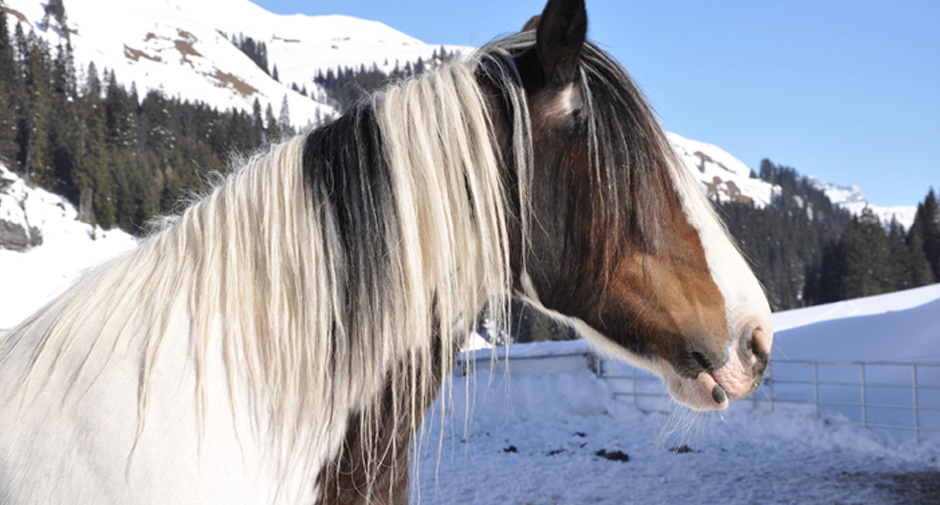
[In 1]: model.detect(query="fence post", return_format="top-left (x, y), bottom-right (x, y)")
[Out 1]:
top-left (632, 365), bottom-right (638, 408)
top-left (912, 364), bottom-right (920, 444)
top-left (813, 362), bottom-right (819, 418)
top-left (768, 363), bottom-right (775, 413)
top-left (860, 363), bottom-right (867, 429)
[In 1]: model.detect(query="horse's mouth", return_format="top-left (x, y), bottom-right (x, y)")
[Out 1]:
top-left (666, 361), bottom-right (764, 411)
top-left (667, 369), bottom-right (732, 411)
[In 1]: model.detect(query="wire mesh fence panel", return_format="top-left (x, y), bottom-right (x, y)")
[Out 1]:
top-left (594, 357), bottom-right (940, 443)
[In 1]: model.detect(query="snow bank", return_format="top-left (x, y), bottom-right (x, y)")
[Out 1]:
top-left (0, 165), bottom-right (138, 330)
top-left (773, 282), bottom-right (940, 332)
top-left (775, 296), bottom-right (940, 362)
top-left (415, 360), bottom-right (939, 504)
top-left (410, 284), bottom-right (940, 503)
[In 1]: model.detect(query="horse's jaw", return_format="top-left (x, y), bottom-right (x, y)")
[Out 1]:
top-left (557, 307), bottom-right (772, 412)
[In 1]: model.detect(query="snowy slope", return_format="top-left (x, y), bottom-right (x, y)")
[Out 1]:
top-left (3, 0), bottom-right (331, 128)
top-left (0, 164), bottom-right (138, 329)
top-left (668, 132), bottom-right (778, 209)
top-left (2, 0), bottom-right (917, 220)
top-left (773, 285), bottom-right (940, 361)
top-left (809, 176), bottom-right (918, 229)
top-left (773, 282), bottom-right (940, 332)
top-left (807, 176), bottom-right (918, 229)
top-left (2, 0), bottom-right (465, 129)
top-left (146, 0), bottom-right (468, 86)
top-left (668, 133), bottom-right (918, 229)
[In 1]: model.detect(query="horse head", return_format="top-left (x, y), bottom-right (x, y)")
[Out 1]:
top-left (488, 0), bottom-right (774, 411)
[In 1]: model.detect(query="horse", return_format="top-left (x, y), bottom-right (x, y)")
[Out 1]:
top-left (0, 0), bottom-right (773, 503)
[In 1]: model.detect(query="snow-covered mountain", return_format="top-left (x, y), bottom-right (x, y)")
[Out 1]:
top-left (667, 133), bottom-right (916, 229)
top-left (667, 132), bottom-right (778, 209)
top-left (1, 0), bottom-right (917, 227)
top-left (806, 176), bottom-right (917, 229)
top-left (2, 0), bottom-right (466, 129)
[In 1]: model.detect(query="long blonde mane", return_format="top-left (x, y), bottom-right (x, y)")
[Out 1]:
top-left (1, 51), bottom-right (529, 496)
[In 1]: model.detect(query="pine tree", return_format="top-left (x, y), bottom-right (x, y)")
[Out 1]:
top-left (916, 189), bottom-right (940, 281)
top-left (842, 208), bottom-right (894, 299)
top-left (74, 62), bottom-right (112, 226)
top-left (250, 97), bottom-right (264, 146)
top-left (0, 10), bottom-right (22, 164)
top-left (886, 219), bottom-right (915, 292)
top-left (818, 238), bottom-right (846, 303)
top-left (264, 101), bottom-right (280, 141)
top-left (17, 31), bottom-right (53, 184)
top-left (103, 70), bottom-right (138, 149)
top-left (102, 71), bottom-right (141, 230)
top-left (906, 227), bottom-right (935, 287)
top-left (48, 41), bottom-right (82, 196)
top-left (222, 108), bottom-right (247, 154)
top-left (277, 94), bottom-right (293, 137)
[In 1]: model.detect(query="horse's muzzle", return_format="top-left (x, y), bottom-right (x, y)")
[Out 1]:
top-left (669, 323), bottom-right (773, 411)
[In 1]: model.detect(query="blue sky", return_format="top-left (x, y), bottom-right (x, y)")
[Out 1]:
top-left (253, 0), bottom-right (938, 207)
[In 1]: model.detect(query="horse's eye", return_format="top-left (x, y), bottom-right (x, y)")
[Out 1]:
top-left (571, 108), bottom-right (587, 128)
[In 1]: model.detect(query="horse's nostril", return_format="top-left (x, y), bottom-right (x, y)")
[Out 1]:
top-left (749, 335), bottom-right (770, 378)
top-left (738, 327), bottom-right (755, 360)
top-left (691, 351), bottom-right (711, 372)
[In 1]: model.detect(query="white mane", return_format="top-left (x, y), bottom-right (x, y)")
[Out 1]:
top-left (0, 57), bottom-right (527, 502)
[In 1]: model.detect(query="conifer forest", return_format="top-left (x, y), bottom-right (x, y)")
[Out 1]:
top-left (0, 8), bottom-right (937, 313)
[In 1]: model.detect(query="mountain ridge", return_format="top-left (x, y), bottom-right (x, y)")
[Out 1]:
top-left (0, 0), bottom-right (917, 230)
top-left (2, 0), bottom-right (467, 129)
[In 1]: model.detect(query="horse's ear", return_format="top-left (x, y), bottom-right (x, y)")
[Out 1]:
top-left (535, 0), bottom-right (587, 86)
top-left (522, 15), bottom-right (540, 32)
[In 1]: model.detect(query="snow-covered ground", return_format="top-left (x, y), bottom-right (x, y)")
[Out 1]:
top-left (412, 286), bottom-right (940, 504)
top-left (0, 165), bottom-right (138, 329)
top-left (414, 374), bottom-right (938, 504)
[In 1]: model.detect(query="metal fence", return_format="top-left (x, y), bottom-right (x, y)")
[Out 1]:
top-left (597, 358), bottom-right (940, 443)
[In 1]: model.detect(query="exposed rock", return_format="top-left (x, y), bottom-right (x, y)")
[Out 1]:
top-left (0, 219), bottom-right (42, 252)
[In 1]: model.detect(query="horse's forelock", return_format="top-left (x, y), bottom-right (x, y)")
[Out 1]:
top-left (479, 32), bottom-right (688, 286)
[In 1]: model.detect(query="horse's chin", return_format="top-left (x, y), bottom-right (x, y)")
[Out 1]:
top-left (666, 371), bottom-right (731, 411)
